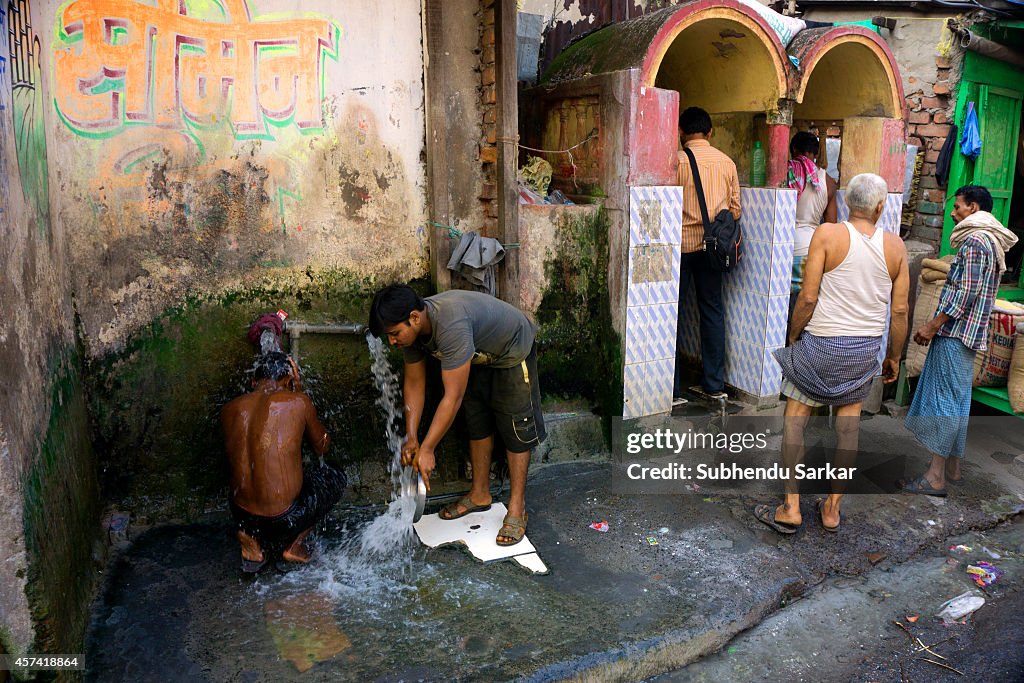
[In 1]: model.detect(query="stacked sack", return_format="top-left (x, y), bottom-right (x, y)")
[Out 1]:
top-left (906, 257), bottom-right (953, 377)
top-left (1009, 322), bottom-right (1024, 412)
top-left (974, 299), bottom-right (1024, 387)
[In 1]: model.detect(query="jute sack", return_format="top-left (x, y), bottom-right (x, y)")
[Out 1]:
top-left (921, 257), bottom-right (952, 274)
top-left (973, 300), bottom-right (1024, 387)
top-left (906, 276), bottom-right (945, 377)
top-left (1008, 323), bottom-right (1024, 412)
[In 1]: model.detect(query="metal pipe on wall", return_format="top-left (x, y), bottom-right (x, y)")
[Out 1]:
top-left (284, 321), bottom-right (367, 365)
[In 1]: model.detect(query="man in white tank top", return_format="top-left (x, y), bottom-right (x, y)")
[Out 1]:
top-left (754, 174), bottom-right (909, 535)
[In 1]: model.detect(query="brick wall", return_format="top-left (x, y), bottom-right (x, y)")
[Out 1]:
top-left (905, 54), bottom-right (956, 246)
top-left (479, 0), bottom-right (499, 236)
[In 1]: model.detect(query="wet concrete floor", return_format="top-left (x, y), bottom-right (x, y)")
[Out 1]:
top-left (86, 422), bottom-right (1024, 682)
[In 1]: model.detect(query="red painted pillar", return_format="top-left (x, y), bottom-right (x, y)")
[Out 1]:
top-left (766, 123), bottom-right (791, 187)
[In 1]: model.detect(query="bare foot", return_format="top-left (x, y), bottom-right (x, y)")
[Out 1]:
top-left (237, 531), bottom-right (264, 563)
top-left (945, 460), bottom-right (962, 482)
top-left (819, 497), bottom-right (840, 529)
top-left (774, 503), bottom-right (802, 527)
top-left (282, 529), bottom-right (312, 563)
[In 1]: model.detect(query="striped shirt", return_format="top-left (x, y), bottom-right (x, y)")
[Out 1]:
top-left (936, 234), bottom-right (999, 352)
top-left (677, 139), bottom-right (742, 254)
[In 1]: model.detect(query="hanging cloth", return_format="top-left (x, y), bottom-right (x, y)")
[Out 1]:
top-left (786, 155), bottom-right (821, 198)
top-left (960, 102), bottom-right (982, 159)
top-left (935, 123), bottom-right (958, 187)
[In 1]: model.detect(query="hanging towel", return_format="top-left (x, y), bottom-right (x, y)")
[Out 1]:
top-left (446, 231), bottom-right (506, 296)
top-left (960, 102), bottom-right (982, 159)
top-left (935, 124), bottom-right (957, 187)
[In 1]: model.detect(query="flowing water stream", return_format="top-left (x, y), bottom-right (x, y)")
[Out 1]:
top-left (268, 334), bottom-right (422, 600)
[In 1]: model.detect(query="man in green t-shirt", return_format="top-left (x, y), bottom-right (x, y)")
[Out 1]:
top-left (369, 284), bottom-right (545, 546)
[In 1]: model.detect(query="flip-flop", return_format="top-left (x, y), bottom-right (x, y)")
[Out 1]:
top-left (753, 503), bottom-right (799, 535)
top-left (946, 476), bottom-right (963, 486)
top-left (439, 495), bottom-right (492, 520)
top-left (899, 475), bottom-right (947, 497)
top-left (496, 513), bottom-right (528, 546)
top-left (817, 499), bottom-right (840, 532)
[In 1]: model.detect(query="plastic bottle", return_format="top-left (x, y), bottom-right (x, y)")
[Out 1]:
top-left (751, 140), bottom-right (766, 187)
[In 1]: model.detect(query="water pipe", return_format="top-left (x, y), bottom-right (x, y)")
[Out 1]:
top-left (285, 321), bottom-right (367, 365)
top-left (947, 18), bottom-right (1024, 69)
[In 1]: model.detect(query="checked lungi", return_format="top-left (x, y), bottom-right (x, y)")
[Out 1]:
top-left (905, 335), bottom-right (975, 459)
top-left (774, 333), bottom-right (883, 407)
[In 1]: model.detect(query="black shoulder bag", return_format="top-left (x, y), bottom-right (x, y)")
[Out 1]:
top-left (683, 147), bottom-right (742, 272)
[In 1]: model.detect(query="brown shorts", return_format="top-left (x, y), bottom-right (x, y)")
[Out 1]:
top-left (462, 344), bottom-right (546, 453)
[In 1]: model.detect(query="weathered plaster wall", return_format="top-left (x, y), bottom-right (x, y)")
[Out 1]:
top-left (523, 204), bottom-right (622, 420)
top-left (47, 0), bottom-right (429, 356)
top-left (801, 9), bottom-right (958, 247)
top-left (1, 0), bottom-right (100, 657)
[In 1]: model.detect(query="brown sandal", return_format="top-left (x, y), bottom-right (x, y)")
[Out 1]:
top-left (496, 513), bottom-right (528, 546)
top-left (439, 495), bottom-right (491, 520)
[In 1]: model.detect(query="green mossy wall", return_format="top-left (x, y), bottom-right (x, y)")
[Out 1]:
top-left (535, 208), bottom-right (623, 428)
top-left (22, 345), bottom-right (100, 671)
top-left (84, 271), bottom-right (426, 520)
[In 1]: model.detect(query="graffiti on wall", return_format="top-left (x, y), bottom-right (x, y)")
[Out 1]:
top-left (8, 0), bottom-right (50, 224)
top-left (53, 0), bottom-right (340, 140)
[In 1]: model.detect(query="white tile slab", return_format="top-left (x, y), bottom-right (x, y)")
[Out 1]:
top-left (413, 503), bottom-right (540, 565)
top-left (512, 553), bottom-right (549, 574)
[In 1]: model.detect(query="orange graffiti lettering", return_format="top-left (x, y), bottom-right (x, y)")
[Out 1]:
top-left (54, 0), bottom-right (338, 137)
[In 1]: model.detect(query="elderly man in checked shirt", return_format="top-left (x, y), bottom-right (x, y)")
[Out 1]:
top-left (901, 185), bottom-right (1018, 496)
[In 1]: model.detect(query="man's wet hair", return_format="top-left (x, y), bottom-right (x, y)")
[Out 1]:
top-left (254, 351), bottom-right (293, 381)
top-left (369, 284), bottom-right (425, 337)
top-left (955, 185), bottom-right (993, 212)
top-left (679, 107), bottom-right (712, 136)
top-left (790, 131), bottom-right (820, 158)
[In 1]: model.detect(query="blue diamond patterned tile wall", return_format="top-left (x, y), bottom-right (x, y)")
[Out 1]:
top-left (624, 305), bottom-right (649, 366)
top-left (765, 295), bottom-right (789, 350)
top-left (630, 186), bottom-right (684, 246)
top-left (880, 194), bottom-right (903, 234)
top-left (626, 186), bottom-right (684, 416)
top-left (769, 242), bottom-right (794, 298)
top-left (724, 286), bottom-right (769, 347)
top-left (836, 190), bottom-right (850, 224)
top-left (740, 188), bottom-right (776, 242)
top-left (736, 239), bottom-right (772, 294)
top-left (773, 189), bottom-right (797, 244)
top-left (724, 337), bottom-right (765, 395)
top-left (623, 362), bottom-right (646, 419)
top-left (644, 358), bottom-right (675, 415)
top-left (647, 303), bottom-right (678, 362)
top-left (761, 347), bottom-right (784, 397)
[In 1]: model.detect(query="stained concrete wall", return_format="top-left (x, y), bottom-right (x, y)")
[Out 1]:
top-left (1, 0), bottom-right (100, 658)
top-left (47, 0), bottom-right (429, 355)
top-left (3, 0), bottom-right (439, 657)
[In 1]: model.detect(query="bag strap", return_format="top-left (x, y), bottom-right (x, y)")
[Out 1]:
top-left (683, 147), bottom-right (712, 236)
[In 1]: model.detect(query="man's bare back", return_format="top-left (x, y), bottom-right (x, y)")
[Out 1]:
top-left (222, 374), bottom-right (329, 517)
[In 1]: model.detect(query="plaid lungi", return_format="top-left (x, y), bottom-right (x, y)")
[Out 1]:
top-left (774, 333), bottom-right (883, 406)
top-left (905, 334), bottom-right (975, 459)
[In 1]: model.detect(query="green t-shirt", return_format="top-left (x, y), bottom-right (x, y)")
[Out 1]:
top-left (402, 290), bottom-right (535, 370)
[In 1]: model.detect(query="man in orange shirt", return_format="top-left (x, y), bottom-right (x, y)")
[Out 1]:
top-left (674, 107), bottom-right (742, 404)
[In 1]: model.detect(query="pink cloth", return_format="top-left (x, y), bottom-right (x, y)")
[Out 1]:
top-left (786, 155), bottom-right (821, 198)
top-left (247, 313), bottom-right (284, 346)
